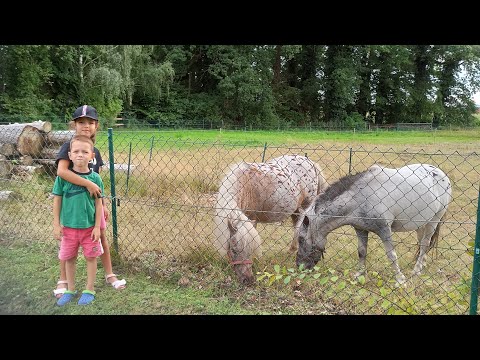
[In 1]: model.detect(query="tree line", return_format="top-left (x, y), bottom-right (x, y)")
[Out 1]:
top-left (0, 45), bottom-right (479, 129)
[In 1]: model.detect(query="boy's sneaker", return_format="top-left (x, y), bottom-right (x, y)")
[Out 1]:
top-left (56, 290), bottom-right (77, 306)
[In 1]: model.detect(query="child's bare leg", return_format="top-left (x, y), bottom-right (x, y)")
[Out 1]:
top-left (56, 256), bottom-right (78, 306)
top-left (77, 256), bottom-right (97, 305)
top-left (54, 260), bottom-right (68, 297)
top-left (85, 257), bottom-right (97, 292)
top-left (99, 230), bottom-right (114, 276)
top-left (65, 257), bottom-right (77, 292)
top-left (100, 229), bottom-right (125, 289)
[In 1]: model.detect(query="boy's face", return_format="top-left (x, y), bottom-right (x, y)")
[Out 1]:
top-left (74, 117), bottom-right (98, 138)
top-left (68, 140), bottom-right (95, 167)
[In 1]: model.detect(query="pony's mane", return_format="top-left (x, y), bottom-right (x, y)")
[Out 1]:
top-left (216, 162), bottom-right (251, 208)
top-left (314, 168), bottom-right (371, 211)
top-left (234, 165), bottom-right (262, 211)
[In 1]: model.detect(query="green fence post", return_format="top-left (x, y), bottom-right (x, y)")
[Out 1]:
top-left (107, 128), bottom-right (118, 253)
top-left (261, 142), bottom-right (267, 162)
top-left (125, 142), bottom-right (132, 196)
top-left (469, 185), bottom-right (480, 314)
top-left (348, 147), bottom-right (353, 175)
top-left (148, 136), bottom-right (154, 164)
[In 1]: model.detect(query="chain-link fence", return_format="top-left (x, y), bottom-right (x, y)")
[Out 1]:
top-left (1, 125), bottom-right (479, 314)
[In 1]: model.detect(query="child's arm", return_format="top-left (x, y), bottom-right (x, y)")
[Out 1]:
top-left (91, 196), bottom-right (103, 242)
top-left (102, 197), bottom-right (110, 221)
top-left (97, 167), bottom-right (109, 221)
top-left (53, 195), bottom-right (63, 241)
top-left (57, 159), bottom-right (102, 198)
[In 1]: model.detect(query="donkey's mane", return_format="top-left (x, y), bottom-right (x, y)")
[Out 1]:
top-left (314, 168), bottom-right (371, 211)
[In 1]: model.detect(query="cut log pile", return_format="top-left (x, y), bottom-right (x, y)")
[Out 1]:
top-left (0, 121), bottom-right (73, 179)
top-left (1, 121), bottom-right (136, 197)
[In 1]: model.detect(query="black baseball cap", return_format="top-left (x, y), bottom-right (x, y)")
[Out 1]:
top-left (72, 105), bottom-right (99, 121)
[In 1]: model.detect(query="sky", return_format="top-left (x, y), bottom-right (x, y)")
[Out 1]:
top-left (474, 92), bottom-right (480, 106)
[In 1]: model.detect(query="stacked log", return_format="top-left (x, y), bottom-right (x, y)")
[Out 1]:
top-left (0, 143), bottom-right (17, 157)
top-left (45, 130), bottom-right (75, 147)
top-left (1, 122), bottom-right (137, 183)
top-left (0, 123), bottom-right (45, 157)
top-left (40, 147), bottom-right (60, 160)
top-left (0, 154), bottom-right (13, 178)
top-left (0, 121), bottom-right (64, 179)
top-left (28, 120), bottom-right (52, 132)
top-left (18, 155), bottom-right (34, 166)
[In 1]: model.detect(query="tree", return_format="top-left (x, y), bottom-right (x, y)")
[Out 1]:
top-left (0, 45), bottom-right (54, 119)
top-left (323, 45), bottom-right (360, 124)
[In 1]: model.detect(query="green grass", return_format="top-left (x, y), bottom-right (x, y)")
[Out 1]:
top-left (97, 128), bottom-right (480, 148)
top-left (0, 240), bottom-right (261, 315)
top-left (2, 127), bottom-right (479, 315)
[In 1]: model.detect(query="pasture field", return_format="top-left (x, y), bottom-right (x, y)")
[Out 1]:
top-left (1, 128), bottom-right (479, 314)
top-left (99, 128), bottom-right (480, 148)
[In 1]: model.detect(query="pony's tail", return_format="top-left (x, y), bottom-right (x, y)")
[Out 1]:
top-left (415, 212), bottom-right (447, 259)
top-left (428, 213), bottom-right (446, 258)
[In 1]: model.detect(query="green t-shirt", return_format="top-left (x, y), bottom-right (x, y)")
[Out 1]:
top-left (52, 170), bottom-right (104, 229)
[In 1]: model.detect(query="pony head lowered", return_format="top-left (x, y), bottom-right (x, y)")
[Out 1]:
top-left (214, 162), bottom-right (263, 285)
top-left (214, 155), bottom-right (327, 285)
top-left (295, 164), bottom-right (452, 285)
top-left (294, 171), bottom-right (367, 269)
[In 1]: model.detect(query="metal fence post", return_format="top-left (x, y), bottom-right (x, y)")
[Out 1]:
top-left (107, 128), bottom-right (118, 253)
top-left (261, 142), bottom-right (267, 162)
top-left (348, 147), bottom-right (353, 175)
top-left (469, 185), bottom-right (480, 314)
top-left (125, 142), bottom-right (132, 196)
top-left (148, 136), bottom-right (154, 164)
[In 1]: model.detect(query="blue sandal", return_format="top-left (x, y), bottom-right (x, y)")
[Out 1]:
top-left (78, 290), bottom-right (95, 305)
top-left (56, 290), bottom-right (77, 306)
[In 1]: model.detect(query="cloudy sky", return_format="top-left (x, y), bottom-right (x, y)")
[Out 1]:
top-left (474, 92), bottom-right (480, 106)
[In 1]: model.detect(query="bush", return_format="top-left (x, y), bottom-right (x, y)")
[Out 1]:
top-left (344, 112), bottom-right (366, 130)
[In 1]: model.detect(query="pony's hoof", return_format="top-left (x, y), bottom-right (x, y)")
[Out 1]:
top-left (395, 274), bottom-right (407, 287)
top-left (354, 270), bottom-right (366, 279)
top-left (411, 269), bottom-right (422, 277)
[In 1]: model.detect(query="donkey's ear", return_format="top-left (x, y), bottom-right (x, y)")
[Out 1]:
top-left (227, 218), bottom-right (238, 233)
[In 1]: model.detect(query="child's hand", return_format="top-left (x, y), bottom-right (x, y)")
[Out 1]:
top-left (53, 224), bottom-right (63, 241)
top-left (91, 227), bottom-right (101, 242)
top-left (86, 182), bottom-right (102, 199)
top-left (103, 206), bottom-right (109, 221)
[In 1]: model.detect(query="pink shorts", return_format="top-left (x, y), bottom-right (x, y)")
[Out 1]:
top-left (59, 226), bottom-right (104, 260)
top-left (100, 206), bottom-right (106, 230)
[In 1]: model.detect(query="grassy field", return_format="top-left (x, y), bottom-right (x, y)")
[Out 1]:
top-left (102, 128), bottom-right (480, 147)
top-left (1, 128), bottom-right (479, 315)
top-left (0, 239), bottom-right (259, 315)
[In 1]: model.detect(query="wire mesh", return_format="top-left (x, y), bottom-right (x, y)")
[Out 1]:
top-left (0, 126), bottom-right (478, 314)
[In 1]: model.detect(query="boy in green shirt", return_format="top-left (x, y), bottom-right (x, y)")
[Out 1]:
top-left (52, 135), bottom-right (104, 306)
